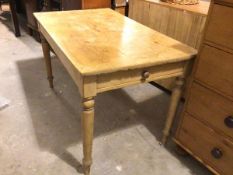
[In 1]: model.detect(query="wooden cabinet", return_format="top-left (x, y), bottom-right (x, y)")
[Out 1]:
top-left (60, 0), bottom-right (81, 10)
top-left (23, 0), bottom-right (39, 31)
top-left (112, 0), bottom-right (128, 16)
top-left (129, 0), bottom-right (209, 49)
top-left (23, 0), bottom-right (111, 33)
top-left (21, 0), bottom-right (126, 38)
top-left (129, 0), bottom-right (210, 50)
top-left (61, 0), bottom-right (110, 10)
top-left (128, 0), bottom-right (210, 93)
top-left (174, 1), bottom-right (233, 174)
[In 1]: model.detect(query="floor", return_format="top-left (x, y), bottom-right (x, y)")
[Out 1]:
top-left (0, 9), bottom-right (212, 175)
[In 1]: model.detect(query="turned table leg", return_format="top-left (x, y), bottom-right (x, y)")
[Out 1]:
top-left (82, 97), bottom-right (95, 175)
top-left (162, 76), bottom-right (184, 145)
top-left (40, 35), bottom-right (54, 88)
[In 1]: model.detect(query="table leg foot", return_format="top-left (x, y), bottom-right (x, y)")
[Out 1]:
top-left (82, 160), bottom-right (91, 175)
top-left (161, 134), bottom-right (169, 145)
top-left (82, 97), bottom-right (95, 175)
top-left (40, 34), bottom-right (54, 89)
top-left (162, 76), bottom-right (184, 145)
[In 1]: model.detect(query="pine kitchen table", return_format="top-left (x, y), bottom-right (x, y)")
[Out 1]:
top-left (34, 9), bottom-right (196, 175)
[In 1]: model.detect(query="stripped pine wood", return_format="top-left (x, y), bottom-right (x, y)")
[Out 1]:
top-left (35, 9), bottom-right (196, 175)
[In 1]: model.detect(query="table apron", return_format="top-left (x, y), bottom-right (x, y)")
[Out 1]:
top-left (96, 61), bottom-right (186, 93)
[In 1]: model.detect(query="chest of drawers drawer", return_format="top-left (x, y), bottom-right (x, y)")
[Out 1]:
top-left (186, 82), bottom-right (233, 139)
top-left (177, 113), bottom-right (233, 175)
top-left (205, 4), bottom-right (233, 50)
top-left (195, 45), bottom-right (233, 99)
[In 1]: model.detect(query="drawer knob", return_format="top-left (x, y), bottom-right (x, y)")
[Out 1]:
top-left (211, 148), bottom-right (223, 159)
top-left (224, 116), bottom-right (233, 128)
top-left (142, 70), bottom-right (150, 80)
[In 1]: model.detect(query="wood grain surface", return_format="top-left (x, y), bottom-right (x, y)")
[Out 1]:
top-left (34, 9), bottom-right (196, 76)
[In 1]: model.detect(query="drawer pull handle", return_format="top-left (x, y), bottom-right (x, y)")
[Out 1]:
top-left (211, 148), bottom-right (223, 159)
top-left (142, 71), bottom-right (150, 80)
top-left (224, 116), bottom-right (233, 128)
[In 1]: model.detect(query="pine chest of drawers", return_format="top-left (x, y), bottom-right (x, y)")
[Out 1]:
top-left (174, 0), bottom-right (233, 174)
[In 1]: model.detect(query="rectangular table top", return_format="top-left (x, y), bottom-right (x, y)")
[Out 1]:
top-left (34, 8), bottom-right (196, 76)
